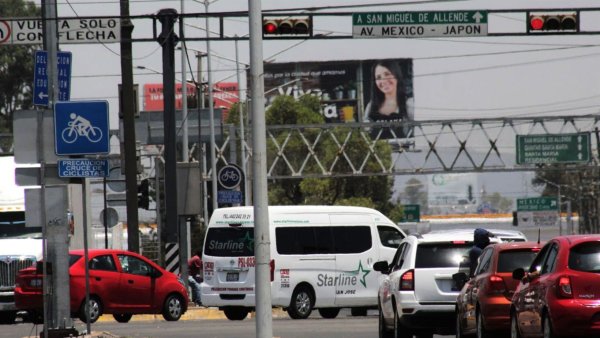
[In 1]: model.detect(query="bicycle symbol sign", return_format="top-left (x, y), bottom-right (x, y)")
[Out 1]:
top-left (218, 164), bottom-right (243, 190)
top-left (54, 100), bottom-right (109, 155)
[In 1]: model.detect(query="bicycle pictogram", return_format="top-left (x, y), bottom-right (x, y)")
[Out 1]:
top-left (220, 169), bottom-right (239, 182)
top-left (61, 113), bottom-right (103, 144)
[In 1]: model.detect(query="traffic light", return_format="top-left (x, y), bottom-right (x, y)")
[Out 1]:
top-left (263, 16), bottom-right (312, 37)
top-left (138, 178), bottom-right (150, 210)
top-left (528, 12), bottom-right (578, 33)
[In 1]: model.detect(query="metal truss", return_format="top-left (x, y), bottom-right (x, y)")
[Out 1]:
top-left (3, 115), bottom-right (599, 179)
top-left (206, 115), bottom-right (600, 180)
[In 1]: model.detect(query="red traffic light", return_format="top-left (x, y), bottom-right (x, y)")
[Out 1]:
top-left (262, 16), bottom-right (312, 36)
top-left (528, 12), bottom-right (578, 33)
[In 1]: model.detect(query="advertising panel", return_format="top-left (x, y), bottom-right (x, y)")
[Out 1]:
top-left (262, 59), bottom-right (414, 139)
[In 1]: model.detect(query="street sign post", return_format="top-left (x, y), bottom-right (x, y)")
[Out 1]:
top-left (54, 100), bottom-right (110, 155)
top-left (516, 197), bottom-right (559, 227)
top-left (352, 11), bottom-right (488, 38)
top-left (516, 133), bottom-right (591, 165)
top-left (58, 159), bottom-right (109, 178)
top-left (400, 204), bottom-right (420, 222)
top-left (33, 50), bottom-right (72, 106)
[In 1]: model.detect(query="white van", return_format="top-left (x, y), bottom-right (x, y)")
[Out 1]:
top-left (201, 205), bottom-right (406, 320)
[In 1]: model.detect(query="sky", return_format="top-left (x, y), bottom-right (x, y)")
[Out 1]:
top-left (22, 0), bottom-right (600, 215)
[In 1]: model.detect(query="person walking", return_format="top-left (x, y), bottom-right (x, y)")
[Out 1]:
top-left (188, 250), bottom-right (203, 306)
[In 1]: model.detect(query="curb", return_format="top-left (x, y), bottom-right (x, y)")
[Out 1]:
top-left (96, 307), bottom-right (287, 322)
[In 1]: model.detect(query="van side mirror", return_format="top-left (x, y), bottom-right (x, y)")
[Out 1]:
top-left (452, 272), bottom-right (469, 290)
top-left (373, 261), bottom-right (390, 274)
top-left (512, 268), bottom-right (525, 281)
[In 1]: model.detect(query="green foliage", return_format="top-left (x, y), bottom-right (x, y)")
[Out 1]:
top-left (387, 204), bottom-right (405, 224)
top-left (0, 1), bottom-right (40, 132)
top-left (265, 94), bottom-right (397, 214)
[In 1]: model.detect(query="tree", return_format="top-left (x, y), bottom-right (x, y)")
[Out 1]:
top-left (230, 94), bottom-right (397, 215)
top-left (402, 178), bottom-right (428, 214)
top-left (0, 1), bottom-right (40, 133)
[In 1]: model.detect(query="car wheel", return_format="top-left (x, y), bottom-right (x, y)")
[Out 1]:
top-left (78, 297), bottom-right (102, 324)
top-left (287, 286), bottom-right (313, 319)
top-left (162, 294), bottom-right (184, 321)
top-left (351, 307), bottom-right (368, 316)
top-left (0, 311), bottom-right (16, 324)
top-left (477, 310), bottom-right (490, 338)
top-left (28, 311), bottom-right (44, 325)
top-left (318, 308), bottom-right (340, 319)
top-left (113, 313), bottom-right (133, 323)
top-left (393, 309), bottom-right (412, 338)
top-left (510, 312), bottom-right (522, 338)
top-left (223, 307), bottom-right (249, 320)
top-left (542, 313), bottom-right (557, 338)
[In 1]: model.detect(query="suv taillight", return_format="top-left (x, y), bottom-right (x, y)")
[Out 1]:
top-left (557, 276), bottom-right (573, 298)
top-left (270, 259), bottom-right (275, 282)
top-left (487, 275), bottom-right (506, 295)
top-left (400, 269), bottom-right (414, 291)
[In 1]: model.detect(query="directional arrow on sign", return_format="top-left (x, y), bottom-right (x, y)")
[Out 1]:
top-left (473, 12), bottom-right (484, 23)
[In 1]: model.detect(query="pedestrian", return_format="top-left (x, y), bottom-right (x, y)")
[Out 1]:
top-left (468, 228), bottom-right (491, 277)
top-left (188, 250), bottom-right (203, 306)
top-left (364, 59), bottom-right (414, 139)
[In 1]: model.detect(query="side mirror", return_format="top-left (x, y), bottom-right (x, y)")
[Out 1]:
top-left (452, 272), bottom-right (469, 290)
top-left (512, 268), bottom-right (525, 281)
top-left (373, 261), bottom-right (390, 274)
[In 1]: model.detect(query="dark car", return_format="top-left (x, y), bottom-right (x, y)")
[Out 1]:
top-left (455, 241), bottom-right (542, 338)
top-left (510, 235), bottom-right (600, 338)
top-left (15, 249), bottom-right (188, 323)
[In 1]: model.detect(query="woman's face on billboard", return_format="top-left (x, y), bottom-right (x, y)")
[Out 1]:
top-left (374, 65), bottom-right (397, 96)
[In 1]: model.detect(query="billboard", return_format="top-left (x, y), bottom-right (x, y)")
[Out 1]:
top-left (262, 59), bottom-right (414, 139)
top-left (142, 82), bottom-right (239, 120)
top-left (428, 173), bottom-right (478, 212)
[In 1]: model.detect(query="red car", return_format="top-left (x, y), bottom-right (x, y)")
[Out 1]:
top-left (510, 235), bottom-right (600, 338)
top-left (455, 242), bottom-right (542, 337)
top-left (15, 249), bottom-right (188, 323)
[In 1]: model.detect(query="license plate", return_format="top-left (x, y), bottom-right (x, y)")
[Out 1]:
top-left (226, 272), bottom-right (239, 282)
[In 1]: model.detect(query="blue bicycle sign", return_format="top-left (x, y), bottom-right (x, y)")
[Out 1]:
top-left (54, 101), bottom-right (109, 155)
top-left (218, 164), bottom-right (243, 190)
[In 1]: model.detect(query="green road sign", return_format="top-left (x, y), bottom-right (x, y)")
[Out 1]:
top-left (400, 204), bottom-right (420, 222)
top-left (517, 197), bottom-right (558, 211)
top-left (516, 133), bottom-right (591, 165)
top-left (352, 11), bottom-right (488, 38)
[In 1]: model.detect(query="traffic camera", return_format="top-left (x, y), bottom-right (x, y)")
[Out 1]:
top-left (263, 16), bottom-right (312, 38)
top-left (528, 11), bottom-right (578, 33)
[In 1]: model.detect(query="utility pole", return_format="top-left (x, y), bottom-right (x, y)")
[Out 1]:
top-left (248, 1), bottom-right (273, 337)
top-left (120, 0), bottom-right (140, 253)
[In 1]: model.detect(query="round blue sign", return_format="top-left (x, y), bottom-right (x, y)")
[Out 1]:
top-left (218, 165), bottom-right (243, 190)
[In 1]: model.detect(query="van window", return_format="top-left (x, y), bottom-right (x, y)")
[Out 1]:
top-left (276, 226), bottom-right (371, 255)
top-left (204, 227), bottom-right (255, 257)
top-left (377, 226), bottom-right (404, 248)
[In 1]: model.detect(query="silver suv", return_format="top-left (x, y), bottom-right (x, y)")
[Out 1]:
top-left (374, 231), bottom-right (500, 338)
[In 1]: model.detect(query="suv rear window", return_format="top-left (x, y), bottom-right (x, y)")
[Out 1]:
top-left (415, 243), bottom-right (472, 268)
top-left (497, 249), bottom-right (539, 272)
top-left (569, 242), bottom-right (600, 272)
top-left (204, 228), bottom-right (255, 257)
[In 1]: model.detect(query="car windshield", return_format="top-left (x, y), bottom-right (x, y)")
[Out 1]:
top-left (497, 249), bottom-right (539, 272)
top-left (569, 242), bottom-right (600, 272)
top-left (204, 227), bottom-right (255, 257)
top-left (415, 242), bottom-right (472, 268)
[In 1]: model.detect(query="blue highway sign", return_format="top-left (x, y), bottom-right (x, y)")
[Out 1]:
top-left (58, 159), bottom-right (109, 178)
top-left (33, 50), bottom-right (72, 106)
top-left (54, 100), bottom-right (110, 155)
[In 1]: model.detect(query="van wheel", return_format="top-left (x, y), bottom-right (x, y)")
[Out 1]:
top-left (351, 307), bottom-right (368, 316)
top-left (223, 307), bottom-right (249, 320)
top-left (318, 308), bottom-right (340, 319)
top-left (288, 286), bottom-right (314, 319)
top-left (113, 313), bottom-right (133, 323)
